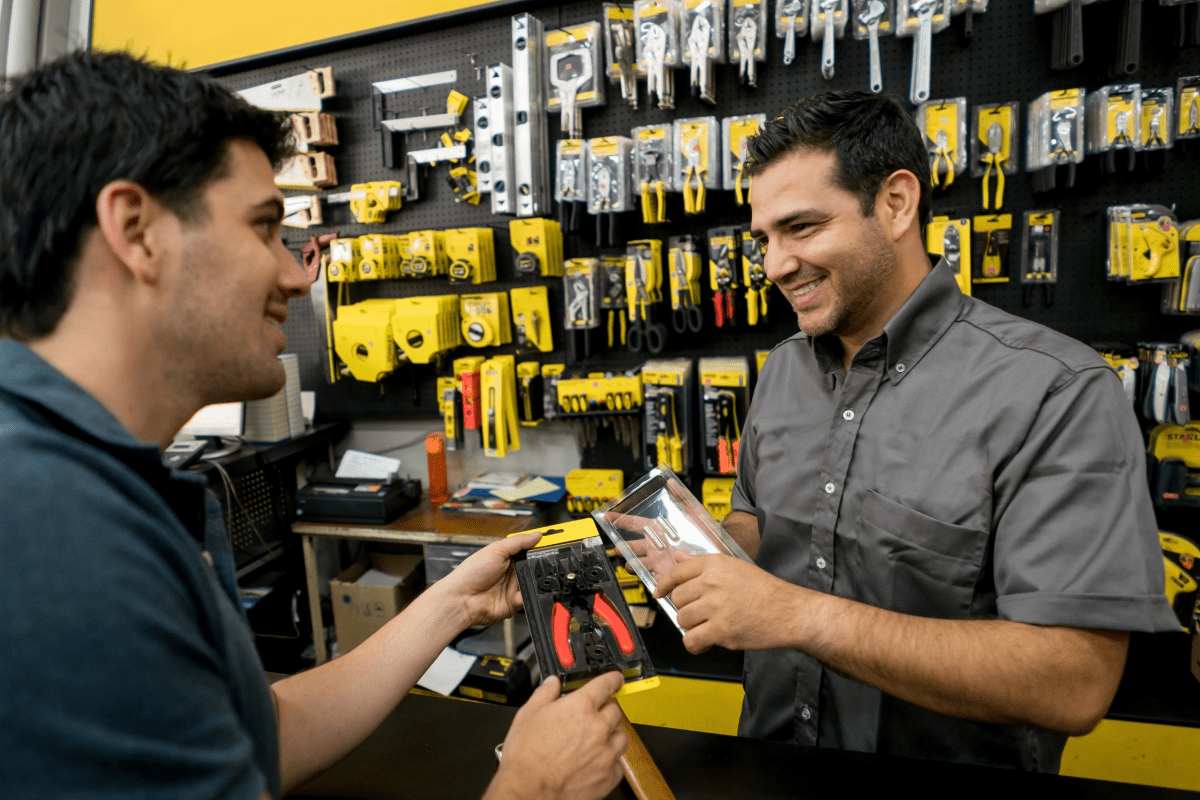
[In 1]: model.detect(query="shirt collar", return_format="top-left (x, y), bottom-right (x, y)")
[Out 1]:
top-left (0, 339), bottom-right (160, 456)
top-left (805, 258), bottom-right (963, 384)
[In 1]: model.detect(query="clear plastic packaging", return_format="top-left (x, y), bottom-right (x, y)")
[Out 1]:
top-left (592, 464), bottom-right (753, 632)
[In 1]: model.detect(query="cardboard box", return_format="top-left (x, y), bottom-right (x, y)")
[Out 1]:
top-left (331, 553), bottom-right (424, 655)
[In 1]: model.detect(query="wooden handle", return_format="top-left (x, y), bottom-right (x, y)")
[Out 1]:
top-left (618, 710), bottom-right (676, 800)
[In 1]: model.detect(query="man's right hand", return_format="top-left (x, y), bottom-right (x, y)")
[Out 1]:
top-left (484, 672), bottom-right (628, 800)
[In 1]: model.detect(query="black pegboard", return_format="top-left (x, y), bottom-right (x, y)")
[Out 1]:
top-left (209, 1), bottom-right (1200, 467)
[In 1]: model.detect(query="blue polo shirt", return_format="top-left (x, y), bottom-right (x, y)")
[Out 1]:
top-left (0, 341), bottom-right (280, 798)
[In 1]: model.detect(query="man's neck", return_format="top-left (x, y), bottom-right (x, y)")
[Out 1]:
top-left (837, 242), bottom-right (933, 373)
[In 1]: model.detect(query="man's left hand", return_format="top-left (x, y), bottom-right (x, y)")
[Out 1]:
top-left (443, 532), bottom-right (542, 628)
top-left (654, 553), bottom-right (808, 653)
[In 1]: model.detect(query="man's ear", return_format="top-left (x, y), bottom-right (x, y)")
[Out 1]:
top-left (94, 180), bottom-right (166, 285)
top-left (874, 169), bottom-right (922, 243)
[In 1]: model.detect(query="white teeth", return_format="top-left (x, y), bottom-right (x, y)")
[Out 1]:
top-left (792, 277), bottom-right (824, 298)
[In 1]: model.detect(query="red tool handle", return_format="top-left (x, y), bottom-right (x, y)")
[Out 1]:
top-left (592, 592), bottom-right (636, 655)
top-left (713, 292), bottom-right (725, 328)
top-left (725, 290), bottom-right (735, 326)
top-left (553, 602), bottom-right (575, 668)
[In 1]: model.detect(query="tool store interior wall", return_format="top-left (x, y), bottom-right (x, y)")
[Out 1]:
top-left (97, 1), bottom-right (1200, 493)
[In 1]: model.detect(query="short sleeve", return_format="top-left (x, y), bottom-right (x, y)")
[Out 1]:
top-left (0, 442), bottom-right (270, 799)
top-left (991, 366), bottom-right (1178, 632)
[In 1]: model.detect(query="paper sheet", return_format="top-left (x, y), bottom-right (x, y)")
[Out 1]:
top-left (491, 476), bottom-right (559, 502)
top-left (335, 449), bottom-right (401, 480)
top-left (416, 647), bottom-right (478, 696)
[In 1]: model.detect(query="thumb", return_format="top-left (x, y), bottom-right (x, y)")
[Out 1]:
top-left (495, 531), bottom-right (543, 559)
top-left (521, 675), bottom-right (562, 712)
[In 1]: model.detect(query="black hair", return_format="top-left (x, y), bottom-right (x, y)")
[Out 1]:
top-left (747, 91), bottom-right (931, 232)
top-left (0, 50), bottom-right (293, 341)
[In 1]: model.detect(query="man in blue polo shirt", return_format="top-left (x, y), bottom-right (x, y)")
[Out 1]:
top-left (0, 52), bottom-right (626, 800)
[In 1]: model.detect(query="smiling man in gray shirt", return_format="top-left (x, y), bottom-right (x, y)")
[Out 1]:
top-left (654, 91), bottom-right (1177, 772)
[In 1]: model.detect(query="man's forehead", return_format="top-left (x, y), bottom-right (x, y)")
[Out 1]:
top-left (205, 139), bottom-right (284, 208)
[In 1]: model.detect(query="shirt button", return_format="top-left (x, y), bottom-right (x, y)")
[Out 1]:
top-left (895, 362), bottom-right (906, 373)
top-left (801, 706), bottom-right (812, 721)
top-left (816, 557), bottom-right (827, 569)
top-left (824, 481), bottom-right (835, 494)
top-left (842, 409), bottom-right (854, 421)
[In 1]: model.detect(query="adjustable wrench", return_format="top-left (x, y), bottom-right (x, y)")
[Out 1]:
top-left (782, 0), bottom-right (802, 66)
top-left (861, 0), bottom-right (885, 93)
top-left (818, 0), bottom-right (840, 80)
top-left (908, 0), bottom-right (936, 105)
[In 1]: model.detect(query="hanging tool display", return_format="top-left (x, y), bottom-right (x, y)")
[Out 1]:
top-left (776, 0), bottom-right (810, 66)
top-left (1028, 88), bottom-right (1086, 193)
top-left (603, 3), bottom-right (641, 110)
top-left (357, 234), bottom-right (401, 281)
top-left (291, 111), bottom-right (339, 149)
top-left (587, 135), bottom-right (634, 246)
top-left (723, 114), bottom-right (765, 206)
top-left (1138, 345), bottom-right (1191, 426)
top-left (896, 0), bottom-right (949, 105)
top-left (676, 117), bottom-right (720, 216)
top-left (555, 370), bottom-right (644, 455)
top-left (510, 286), bottom-right (555, 354)
top-left (708, 227), bottom-right (744, 328)
top-left (510, 218), bottom-right (564, 278)
top-left (852, 0), bottom-right (892, 93)
top-left (565, 469), bottom-right (626, 516)
top-left (625, 239), bottom-right (669, 355)
top-left (1087, 84), bottom-right (1141, 174)
top-left (633, 124), bottom-right (675, 224)
top-left (460, 293), bottom-right (513, 348)
top-left (971, 214), bottom-right (1012, 285)
top-left (643, 359), bottom-right (693, 474)
top-left (970, 103), bottom-right (1017, 211)
top-left (517, 361), bottom-right (545, 426)
top-left (513, 519), bottom-right (658, 694)
top-left (445, 228), bottom-right (496, 284)
top-left (730, 0), bottom-right (768, 88)
top-left (391, 295), bottom-right (462, 367)
top-left (481, 355), bottom-right (520, 457)
top-left (1106, 204), bottom-right (1180, 284)
top-left (927, 216), bottom-right (972, 296)
top-left (1140, 87), bottom-right (1174, 170)
top-left (741, 230), bottom-right (773, 324)
top-left (601, 256), bottom-right (630, 347)
top-left (634, 0), bottom-right (682, 110)
top-left (555, 139), bottom-right (587, 232)
top-left (667, 235), bottom-right (705, 335)
top-left (547, 22), bottom-right (604, 140)
top-left (1021, 210), bottom-right (1060, 308)
top-left (700, 358), bottom-right (749, 475)
top-left (563, 258), bottom-right (603, 359)
top-left (512, 13), bottom-right (554, 219)
top-left (454, 356), bottom-right (486, 436)
top-left (1177, 76), bottom-right (1200, 145)
top-left (682, 0), bottom-right (724, 104)
top-left (916, 98), bottom-right (966, 191)
top-left (811, 0), bottom-right (848, 80)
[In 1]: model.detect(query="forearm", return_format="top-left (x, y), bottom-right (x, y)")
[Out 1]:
top-left (271, 581), bottom-right (469, 794)
top-left (721, 510), bottom-right (760, 559)
top-left (787, 588), bottom-right (1128, 736)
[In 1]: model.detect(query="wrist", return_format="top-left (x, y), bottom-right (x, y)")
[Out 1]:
top-left (418, 575), bottom-right (473, 634)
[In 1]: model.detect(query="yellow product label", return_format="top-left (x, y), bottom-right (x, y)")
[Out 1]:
top-left (590, 136), bottom-right (622, 157)
top-left (756, 350), bottom-right (771, 373)
top-left (559, 139), bottom-right (584, 156)
top-left (977, 106), bottom-right (1012, 162)
top-left (925, 103), bottom-right (959, 154)
top-left (702, 371), bottom-right (747, 387)
top-left (643, 370), bottom-right (685, 386)
top-left (1029, 212), bottom-right (1056, 226)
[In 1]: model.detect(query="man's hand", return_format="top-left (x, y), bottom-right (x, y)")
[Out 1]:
top-left (655, 552), bottom-right (807, 653)
top-left (441, 532), bottom-right (541, 628)
top-left (485, 673), bottom-right (628, 800)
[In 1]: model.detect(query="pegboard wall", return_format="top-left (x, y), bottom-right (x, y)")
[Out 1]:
top-left (209, 0), bottom-right (1200, 476)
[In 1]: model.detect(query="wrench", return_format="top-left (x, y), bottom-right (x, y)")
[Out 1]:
top-left (819, 0), bottom-right (840, 80)
top-left (861, 0), bottom-right (885, 93)
top-left (783, 0), bottom-right (802, 66)
top-left (908, 0), bottom-right (937, 105)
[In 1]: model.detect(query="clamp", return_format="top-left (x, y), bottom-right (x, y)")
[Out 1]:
top-left (686, 13), bottom-right (712, 100)
top-left (735, 15), bottom-right (758, 88)
top-left (641, 21), bottom-right (670, 109)
top-left (550, 49), bottom-right (593, 139)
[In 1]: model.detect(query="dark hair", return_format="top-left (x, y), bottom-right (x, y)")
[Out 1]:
top-left (747, 91), bottom-right (931, 233)
top-left (0, 50), bottom-right (293, 340)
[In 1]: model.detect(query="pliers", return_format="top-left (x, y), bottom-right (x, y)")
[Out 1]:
top-left (981, 122), bottom-right (1005, 211)
top-left (681, 137), bottom-right (706, 215)
top-left (654, 393), bottom-right (683, 471)
top-left (535, 552), bottom-right (636, 672)
top-left (671, 249), bottom-right (703, 334)
top-left (930, 129), bottom-right (955, 188)
top-left (712, 244), bottom-right (737, 328)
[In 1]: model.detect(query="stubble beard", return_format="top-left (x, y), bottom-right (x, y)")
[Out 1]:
top-left (794, 227), bottom-right (897, 340)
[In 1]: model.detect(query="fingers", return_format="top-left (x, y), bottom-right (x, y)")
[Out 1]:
top-left (488, 531), bottom-right (543, 560)
top-left (519, 675), bottom-right (561, 714)
top-left (652, 555), bottom-right (707, 598)
top-left (572, 670), bottom-right (625, 710)
top-left (681, 626), bottom-right (715, 655)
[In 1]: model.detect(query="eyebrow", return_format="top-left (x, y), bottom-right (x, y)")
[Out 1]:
top-left (749, 206), bottom-right (827, 239)
top-left (250, 197), bottom-right (285, 221)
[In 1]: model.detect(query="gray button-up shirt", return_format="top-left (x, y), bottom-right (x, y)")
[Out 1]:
top-left (732, 261), bottom-right (1178, 771)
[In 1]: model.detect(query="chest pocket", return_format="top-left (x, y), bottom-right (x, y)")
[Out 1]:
top-left (851, 489), bottom-right (989, 619)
